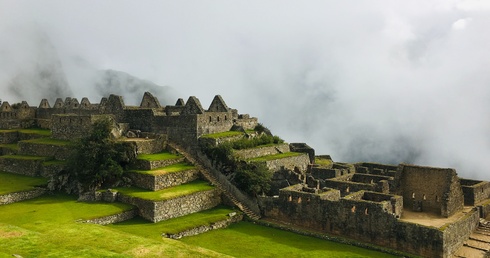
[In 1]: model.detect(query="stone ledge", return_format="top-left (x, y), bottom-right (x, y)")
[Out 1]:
top-left (81, 209), bottom-right (137, 225)
top-left (0, 188), bottom-right (46, 205)
top-left (164, 212), bottom-right (243, 239)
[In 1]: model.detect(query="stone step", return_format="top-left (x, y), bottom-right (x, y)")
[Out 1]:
top-left (133, 152), bottom-right (185, 170)
top-left (465, 239), bottom-right (490, 252)
top-left (116, 180), bottom-right (221, 223)
top-left (454, 245), bottom-right (487, 258)
top-left (127, 162), bottom-right (200, 191)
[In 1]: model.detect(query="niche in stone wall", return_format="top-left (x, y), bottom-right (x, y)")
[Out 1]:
top-left (351, 205), bottom-right (356, 213)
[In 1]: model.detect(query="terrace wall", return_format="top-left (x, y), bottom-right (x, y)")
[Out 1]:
top-left (18, 142), bottom-right (73, 160)
top-left (127, 169), bottom-right (200, 191)
top-left (233, 143), bottom-right (290, 160)
top-left (117, 188), bottom-right (221, 222)
top-left (0, 157), bottom-right (44, 176)
top-left (0, 188), bottom-right (46, 205)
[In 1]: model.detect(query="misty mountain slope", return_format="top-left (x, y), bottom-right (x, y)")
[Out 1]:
top-left (94, 69), bottom-right (175, 105)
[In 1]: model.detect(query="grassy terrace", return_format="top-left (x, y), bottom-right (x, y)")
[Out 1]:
top-left (116, 180), bottom-right (214, 201)
top-left (248, 152), bottom-right (303, 162)
top-left (0, 143), bottom-right (19, 151)
top-left (0, 194), bottom-right (225, 258)
top-left (20, 137), bottom-right (73, 146)
top-left (137, 152), bottom-right (182, 161)
top-left (0, 155), bottom-right (51, 161)
top-left (182, 221), bottom-right (396, 258)
top-left (18, 128), bottom-right (51, 136)
top-left (315, 157), bottom-right (333, 166)
top-left (109, 206), bottom-right (237, 238)
top-left (0, 171), bottom-right (47, 195)
top-left (0, 128), bottom-right (51, 136)
top-left (200, 131), bottom-right (244, 139)
top-left (132, 162), bottom-right (196, 176)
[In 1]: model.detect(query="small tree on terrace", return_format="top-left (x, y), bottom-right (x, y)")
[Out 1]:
top-left (49, 118), bottom-right (135, 194)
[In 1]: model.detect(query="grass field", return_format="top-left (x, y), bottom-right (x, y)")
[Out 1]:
top-left (109, 206), bottom-right (236, 238)
top-left (0, 194), bottom-right (226, 258)
top-left (0, 171), bottom-right (47, 195)
top-left (137, 152), bottom-right (182, 161)
top-left (181, 221), bottom-right (397, 258)
top-left (115, 180), bottom-right (214, 201)
top-left (200, 131), bottom-right (244, 139)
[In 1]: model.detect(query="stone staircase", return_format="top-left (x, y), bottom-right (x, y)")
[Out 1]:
top-left (168, 142), bottom-right (261, 220)
top-left (455, 219), bottom-right (490, 257)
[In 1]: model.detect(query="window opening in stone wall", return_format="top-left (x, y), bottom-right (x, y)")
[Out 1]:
top-left (423, 194), bottom-right (426, 200)
top-left (412, 192), bottom-right (415, 199)
top-left (225, 115), bottom-right (227, 120)
top-left (298, 196), bottom-right (302, 204)
top-left (217, 116), bottom-right (220, 122)
top-left (365, 208), bottom-right (369, 215)
top-left (436, 195), bottom-right (439, 202)
top-left (209, 116), bottom-right (212, 122)
top-left (288, 195), bottom-right (292, 202)
top-left (351, 205), bottom-right (356, 213)
top-left (346, 187), bottom-right (350, 193)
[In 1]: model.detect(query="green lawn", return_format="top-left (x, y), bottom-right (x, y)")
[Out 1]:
top-left (315, 157), bottom-right (333, 166)
top-left (0, 155), bottom-right (51, 161)
top-left (0, 143), bottom-right (19, 151)
top-left (132, 162), bottom-right (196, 176)
top-left (137, 152), bottom-right (182, 161)
top-left (200, 131), bottom-right (244, 139)
top-left (109, 206), bottom-right (237, 239)
top-left (116, 180), bottom-right (214, 201)
top-left (0, 171), bottom-right (47, 195)
top-left (18, 128), bottom-right (52, 136)
top-left (20, 137), bottom-right (72, 146)
top-left (0, 194), bottom-right (225, 258)
top-left (181, 221), bottom-right (397, 258)
top-left (248, 152), bottom-right (302, 162)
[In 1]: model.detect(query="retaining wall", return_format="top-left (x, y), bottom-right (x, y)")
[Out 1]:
top-left (164, 213), bottom-right (243, 239)
top-left (82, 209), bottom-right (137, 225)
top-left (233, 143), bottom-right (290, 160)
top-left (0, 188), bottom-right (46, 205)
top-left (127, 169), bottom-right (200, 191)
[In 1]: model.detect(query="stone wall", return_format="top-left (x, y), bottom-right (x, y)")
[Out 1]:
top-left (164, 213), bottom-right (243, 239)
top-left (461, 179), bottom-right (490, 206)
top-left (0, 157), bottom-right (45, 176)
top-left (82, 209), bottom-right (137, 225)
top-left (118, 188), bottom-right (221, 222)
top-left (254, 153), bottom-right (310, 173)
top-left (0, 131), bottom-right (18, 144)
top-left (18, 141), bottom-right (74, 160)
top-left (133, 156), bottom-right (185, 170)
top-left (0, 188), bottom-right (46, 205)
top-left (259, 184), bottom-right (445, 258)
top-left (396, 164), bottom-right (464, 217)
top-left (127, 169), bottom-right (200, 191)
top-left (233, 143), bottom-right (290, 160)
top-left (442, 208), bottom-right (480, 258)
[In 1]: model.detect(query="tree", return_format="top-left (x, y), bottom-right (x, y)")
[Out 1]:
top-left (233, 163), bottom-right (272, 196)
top-left (49, 118), bottom-right (135, 194)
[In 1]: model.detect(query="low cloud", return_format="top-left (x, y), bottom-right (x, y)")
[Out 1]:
top-left (1, 1), bottom-right (490, 179)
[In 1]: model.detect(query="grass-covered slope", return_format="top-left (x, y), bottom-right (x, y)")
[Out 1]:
top-left (0, 194), bottom-right (227, 258)
top-left (0, 171), bottom-right (47, 195)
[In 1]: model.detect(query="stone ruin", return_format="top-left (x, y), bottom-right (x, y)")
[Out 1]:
top-left (1, 92), bottom-right (490, 257)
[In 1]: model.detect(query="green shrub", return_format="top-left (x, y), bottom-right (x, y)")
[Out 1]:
top-left (233, 163), bottom-right (271, 196)
top-left (49, 118), bottom-right (135, 194)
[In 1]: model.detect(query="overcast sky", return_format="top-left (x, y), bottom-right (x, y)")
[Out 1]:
top-left (1, 0), bottom-right (490, 179)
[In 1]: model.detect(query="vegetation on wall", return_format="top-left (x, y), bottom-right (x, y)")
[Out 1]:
top-left (200, 124), bottom-right (280, 196)
top-left (48, 118), bottom-right (135, 194)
